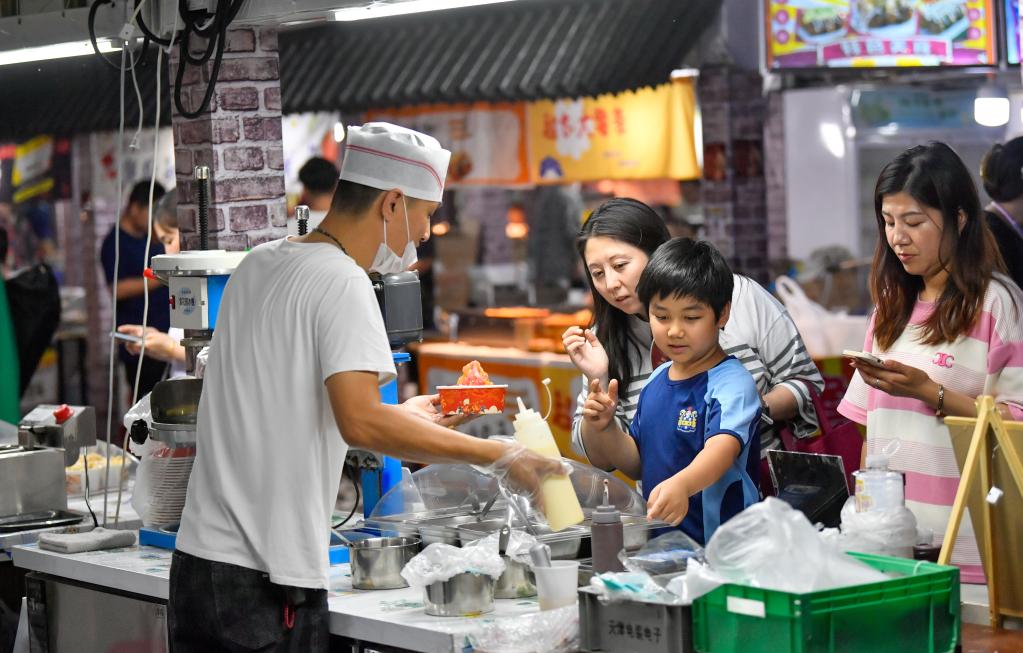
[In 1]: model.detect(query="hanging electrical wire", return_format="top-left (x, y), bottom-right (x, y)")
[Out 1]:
top-left (173, 0), bottom-right (247, 119)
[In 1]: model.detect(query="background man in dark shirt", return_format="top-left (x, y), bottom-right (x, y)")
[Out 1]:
top-left (100, 181), bottom-right (170, 398)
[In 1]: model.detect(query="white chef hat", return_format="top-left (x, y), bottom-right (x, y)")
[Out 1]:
top-left (339, 122), bottom-right (451, 203)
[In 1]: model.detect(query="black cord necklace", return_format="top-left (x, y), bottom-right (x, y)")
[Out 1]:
top-left (312, 227), bottom-right (349, 256)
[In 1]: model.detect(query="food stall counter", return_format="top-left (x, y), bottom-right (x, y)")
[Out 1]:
top-left (11, 542), bottom-right (545, 653)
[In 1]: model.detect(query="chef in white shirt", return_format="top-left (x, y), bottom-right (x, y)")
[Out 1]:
top-left (168, 123), bottom-right (562, 652)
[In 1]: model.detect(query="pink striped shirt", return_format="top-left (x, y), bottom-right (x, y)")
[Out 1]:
top-left (838, 275), bottom-right (1023, 583)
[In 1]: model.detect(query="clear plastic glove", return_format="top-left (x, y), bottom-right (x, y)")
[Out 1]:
top-left (562, 326), bottom-right (609, 382)
top-left (402, 393), bottom-right (476, 429)
top-left (478, 443), bottom-right (570, 513)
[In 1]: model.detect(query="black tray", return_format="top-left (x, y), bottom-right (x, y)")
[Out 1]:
top-left (0, 509), bottom-right (84, 533)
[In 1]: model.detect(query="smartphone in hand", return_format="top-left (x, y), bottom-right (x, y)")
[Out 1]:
top-left (842, 349), bottom-right (885, 367)
top-left (110, 331), bottom-right (143, 345)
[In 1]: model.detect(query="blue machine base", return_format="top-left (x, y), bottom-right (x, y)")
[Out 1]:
top-left (139, 527), bottom-right (350, 565)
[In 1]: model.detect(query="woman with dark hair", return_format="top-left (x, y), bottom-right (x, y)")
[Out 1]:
top-left (564, 198), bottom-right (824, 472)
top-left (838, 141), bottom-right (1023, 583)
top-left (980, 137), bottom-right (1023, 289)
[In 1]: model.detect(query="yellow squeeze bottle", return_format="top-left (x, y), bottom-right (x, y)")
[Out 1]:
top-left (512, 397), bottom-right (584, 531)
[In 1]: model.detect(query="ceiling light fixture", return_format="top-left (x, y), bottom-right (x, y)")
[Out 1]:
top-left (0, 38), bottom-right (121, 67)
top-left (334, 0), bottom-right (518, 21)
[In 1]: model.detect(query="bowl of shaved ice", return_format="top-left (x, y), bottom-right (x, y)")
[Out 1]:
top-left (438, 361), bottom-right (508, 415)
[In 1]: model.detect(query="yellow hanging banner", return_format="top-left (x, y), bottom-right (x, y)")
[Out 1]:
top-left (525, 78), bottom-right (700, 183)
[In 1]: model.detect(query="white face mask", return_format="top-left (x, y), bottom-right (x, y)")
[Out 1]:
top-left (369, 196), bottom-right (418, 276)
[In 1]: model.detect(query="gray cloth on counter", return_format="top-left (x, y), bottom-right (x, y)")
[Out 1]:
top-left (38, 527), bottom-right (136, 554)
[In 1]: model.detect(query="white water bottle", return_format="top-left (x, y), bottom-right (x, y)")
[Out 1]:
top-left (854, 453), bottom-right (904, 513)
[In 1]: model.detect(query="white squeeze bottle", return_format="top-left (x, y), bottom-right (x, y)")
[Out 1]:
top-left (512, 397), bottom-right (584, 531)
top-left (854, 453), bottom-right (905, 513)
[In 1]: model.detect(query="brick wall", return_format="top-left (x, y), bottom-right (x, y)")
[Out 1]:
top-left (170, 27), bottom-right (286, 251)
top-left (697, 66), bottom-right (770, 285)
top-left (764, 90), bottom-right (788, 275)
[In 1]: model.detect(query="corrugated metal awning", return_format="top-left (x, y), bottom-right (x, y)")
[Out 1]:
top-left (0, 51), bottom-right (170, 141)
top-left (279, 0), bottom-right (722, 113)
top-left (0, 0), bottom-right (721, 140)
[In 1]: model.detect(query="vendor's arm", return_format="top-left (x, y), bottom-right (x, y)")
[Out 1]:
top-left (646, 435), bottom-right (740, 526)
top-left (578, 378), bottom-right (641, 478)
top-left (326, 371), bottom-right (563, 489)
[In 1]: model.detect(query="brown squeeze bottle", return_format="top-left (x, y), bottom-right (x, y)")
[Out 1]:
top-left (591, 479), bottom-right (626, 574)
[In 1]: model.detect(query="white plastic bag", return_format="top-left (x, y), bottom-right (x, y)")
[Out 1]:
top-left (775, 276), bottom-right (869, 358)
top-left (838, 496), bottom-right (918, 558)
top-left (464, 528), bottom-right (539, 564)
top-left (681, 498), bottom-right (887, 600)
top-left (400, 543), bottom-right (505, 588)
top-left (125, 392), bottom-right (196, 528)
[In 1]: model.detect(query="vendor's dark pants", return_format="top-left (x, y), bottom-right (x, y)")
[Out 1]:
top-left (169, 550), bottom-right (328, 653)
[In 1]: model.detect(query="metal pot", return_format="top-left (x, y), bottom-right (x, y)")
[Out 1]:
top-left (350, 536), bottom-right (420, 590)
top-left (423, 572), bottom-right (496, 617)
top-left (494, 556), bottom-right (536, 599)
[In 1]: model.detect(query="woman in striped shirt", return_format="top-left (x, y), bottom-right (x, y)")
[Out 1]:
top-left (564, 198), bottom-right (823, 472)
top-left (838, 142), bottom-right (1023, 583)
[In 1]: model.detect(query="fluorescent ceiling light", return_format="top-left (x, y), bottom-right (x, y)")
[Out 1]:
top-left (0, 38), bottom-right (121, 67)
top-left (334, 0), bottom-right (518, 21)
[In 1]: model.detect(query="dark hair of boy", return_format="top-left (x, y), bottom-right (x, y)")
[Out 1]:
top-left (127, 181), bottom-right (165, 209)
top-left (298, 156), bottom-right (340, 195)
top-left (637, 237), bottom-right (734, 319)
top-left (576, 198), bottom-right (670, 389)
top-left (872, 141), bottom-right (1006, 350)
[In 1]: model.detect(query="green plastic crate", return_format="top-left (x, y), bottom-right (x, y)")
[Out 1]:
top-left (691, 552), bottom-right (960, 653)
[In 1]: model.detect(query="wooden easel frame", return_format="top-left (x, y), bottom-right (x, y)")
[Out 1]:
top-left (941, 396), bottom-right (1023, 628)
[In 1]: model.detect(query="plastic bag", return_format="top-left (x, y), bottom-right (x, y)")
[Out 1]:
top-left (666, 560), bottom-right (721, 605)
top-left (466, 605), bottom-right (578, 653)
top-left (589, 572), bottom-right (684, 605)
top-left (838, 496), bottom-right (918, 558)
top-left (400, 543), bottom-right (505, 588)
top-left (775, 276), bottom-right (869, 358)
top-left (620, 530), bottom-right (704, 576)
top-left (464, 528), bottom-right (540, 565)
top-left (683, 498), bottom-right (887, 599)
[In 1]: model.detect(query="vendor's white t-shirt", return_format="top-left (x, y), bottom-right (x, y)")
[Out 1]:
top-left (175, 237), bottom-right (396, 589)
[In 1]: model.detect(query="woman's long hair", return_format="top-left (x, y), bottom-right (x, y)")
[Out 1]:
top-left (872, 142), bottom-right (1004, 350)
top-left (576, 198), bottom-right (670, 388)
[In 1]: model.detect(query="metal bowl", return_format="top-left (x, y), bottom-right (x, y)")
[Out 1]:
top-left (150, 378), bottom-right (203, 424)
top-left (424, 572), bottom-right (495, 617)
top-left (494, 556), bottom-right (536, 599)
top-left (349, 536), bottom-right (420, 590)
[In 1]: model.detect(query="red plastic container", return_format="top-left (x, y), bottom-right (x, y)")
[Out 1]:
top-left (437, 384), bottom-right (508, 415)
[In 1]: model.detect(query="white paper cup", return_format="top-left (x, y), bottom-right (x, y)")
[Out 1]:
top-left (533, 560), bottom-right (579, 611)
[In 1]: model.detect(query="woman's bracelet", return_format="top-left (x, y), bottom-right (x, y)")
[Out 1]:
top-left (935, 384), bottom-right (945, 417)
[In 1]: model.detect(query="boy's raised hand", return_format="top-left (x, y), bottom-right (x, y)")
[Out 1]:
top-left (646, 476), bottom-right (690, 527)
top-left (582, 377), bottom-right (619, 431)
top-left (562, 327), bottom-right (609, 382)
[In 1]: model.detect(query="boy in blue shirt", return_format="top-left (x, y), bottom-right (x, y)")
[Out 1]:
top-left (582, 238), bottom-right (760, 544)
